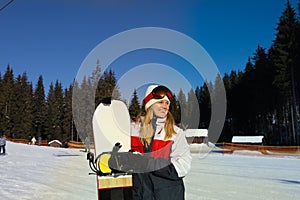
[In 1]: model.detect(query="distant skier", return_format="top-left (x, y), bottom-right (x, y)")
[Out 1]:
top-left (28, 135), bottom-right (32, 145)
top-left (38, 136), bottom-right (42, 146)
top-left (0, 133), bottom-right (6, 155)
top-left (31, 136), bottom-right (37, 145)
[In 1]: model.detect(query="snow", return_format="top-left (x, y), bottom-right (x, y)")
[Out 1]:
top-left (184, 129), bottom-right (208, 137)
top-left (0, 142), bottom-right (97, 200)
top-left (231, 136), bottom-right (264, 143)
top-left (1, 141), bottom-right (300, 200)
top-left (186, 152), bottom-right (300, 200)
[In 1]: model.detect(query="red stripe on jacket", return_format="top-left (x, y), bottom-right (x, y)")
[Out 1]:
top-left (131, 136), bottom-right (173, 159)
top-left (131, 136), bottom-right (144, 154)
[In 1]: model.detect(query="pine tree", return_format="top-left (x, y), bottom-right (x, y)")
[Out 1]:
top-left (211, 74), bottom-right (227, 143)
top-left (220, 73), bottom-right (233, 142)
top-left (226, 70), bottom-right (242, 136)
top-left (91, 63), bottom-right (102, 107)
top-left (128, 89), bottom-right (141, 120)
top-left (45, 81), bottom-right (64, 141)
top-left (198, 82), bottom-right (212, 129)
top-left (1, 66), bottom-right (14, 137)
top-left (272, 0), bottom-right (298, 145)
top-left (62, 85), bottom-right (73, 143)
top-left (76, 76), bottom-right (94, 144)
top-left (45, 83), bottom-right (55, 140)
top-left (32, 75), bottom-right (46, 140)
top-left (295, 0), bottom-right (300, 144)
top-left (103, 69), bottom-right (121, 100)
top-left (72, 80), bottom-right (81, 141)
top-left (238, 59), bottom-right (256, 134)
top-left (10, 73), bottom-right (33, 139)
top-left (252, 45), bottom-right (275, 142)
top-left (186, 89), bottom-right (199, 129)
top-left (177, 89), bottom-right (187, 129)
top-left (169, 93), bottom-right (181, 125)
top-left (0, 72), bottom-right (4, 133)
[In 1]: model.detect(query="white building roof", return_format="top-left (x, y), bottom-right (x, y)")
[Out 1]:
top-left (48, 140), bottom-right (62, 145)
top-left (184, 129), bottom-right (208, 137)
top-left (232, 136), bottom-right (264, 143)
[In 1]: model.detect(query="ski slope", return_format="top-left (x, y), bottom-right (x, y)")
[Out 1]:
top-left (0, 141), bottom-right (299, 200)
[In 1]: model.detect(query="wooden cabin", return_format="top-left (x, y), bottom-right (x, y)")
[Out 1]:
top-left (48, 140), bottom-right (62, 148)
top-left (184, 129), bottom-right (208, 144)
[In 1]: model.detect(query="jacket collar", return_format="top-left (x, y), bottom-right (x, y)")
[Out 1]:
top-left (152, 116), bottom-right (166, 132)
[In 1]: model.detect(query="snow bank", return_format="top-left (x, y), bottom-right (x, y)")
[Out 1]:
top-left (232, 150), bottom-right (264, 156)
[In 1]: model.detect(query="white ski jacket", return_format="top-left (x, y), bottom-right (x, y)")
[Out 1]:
top-left (131, 118), bottom-right (192, 177)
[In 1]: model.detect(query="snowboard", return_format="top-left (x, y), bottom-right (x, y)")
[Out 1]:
top-left (91, 99), bottom-right (133, 200)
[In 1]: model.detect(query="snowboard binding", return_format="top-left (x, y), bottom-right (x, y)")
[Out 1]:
top-left (87, 142), bottom-right (128, 177)
top-left (87, 151), bottom-right (111, 176)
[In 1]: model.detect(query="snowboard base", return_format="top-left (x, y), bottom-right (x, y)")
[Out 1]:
top-left (98, 175), bottom-right (132, 189)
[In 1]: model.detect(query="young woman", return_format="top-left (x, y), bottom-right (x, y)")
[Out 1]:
top-left (131, 85), bottom-right (192, 200)
top-left (109, 85), bottom-right (192, 200)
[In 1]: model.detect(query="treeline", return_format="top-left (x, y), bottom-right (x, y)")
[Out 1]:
top-left (220, 1), bottom-right (300, 145)
top-left (0, 1), bottom-right (299, 146)
top-left (0, 65), bottom-right (119, 144)
top-left (129, 1), bottom-right (300, 146)
top-left (0, 66), bottom-right (73, 143)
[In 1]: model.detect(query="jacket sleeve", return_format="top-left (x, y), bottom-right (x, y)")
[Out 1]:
top-left (169, 128), bottom-right (192, 178)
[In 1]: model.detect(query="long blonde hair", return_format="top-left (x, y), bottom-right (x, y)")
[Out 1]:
top-left (140, 109), bottom-right (176, 147)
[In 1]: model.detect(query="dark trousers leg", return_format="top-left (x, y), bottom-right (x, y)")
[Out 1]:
top-left (99, 188), bottom-right (133, 200)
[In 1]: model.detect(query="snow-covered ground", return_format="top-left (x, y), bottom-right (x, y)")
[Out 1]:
top-left (0, 142), bottom-right (97, 200)
top-left (1, 141), bottom-right (299, 200)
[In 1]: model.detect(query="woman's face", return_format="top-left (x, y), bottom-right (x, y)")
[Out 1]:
top-left (151, 100), bottom-right (170, 118)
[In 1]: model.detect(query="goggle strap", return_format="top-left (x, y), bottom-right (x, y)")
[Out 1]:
top-left (142, 86), bottom-right (173, 106)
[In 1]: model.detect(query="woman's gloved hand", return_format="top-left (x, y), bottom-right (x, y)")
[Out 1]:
top-left (108, 143), bottom-right (171, 173)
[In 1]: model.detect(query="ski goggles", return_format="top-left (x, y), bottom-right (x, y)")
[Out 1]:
top-left (142, 85), bottom-right (174, 106)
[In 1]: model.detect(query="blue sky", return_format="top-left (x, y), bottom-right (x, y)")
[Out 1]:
top-left (0, 0), bottom-right (299, 99)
